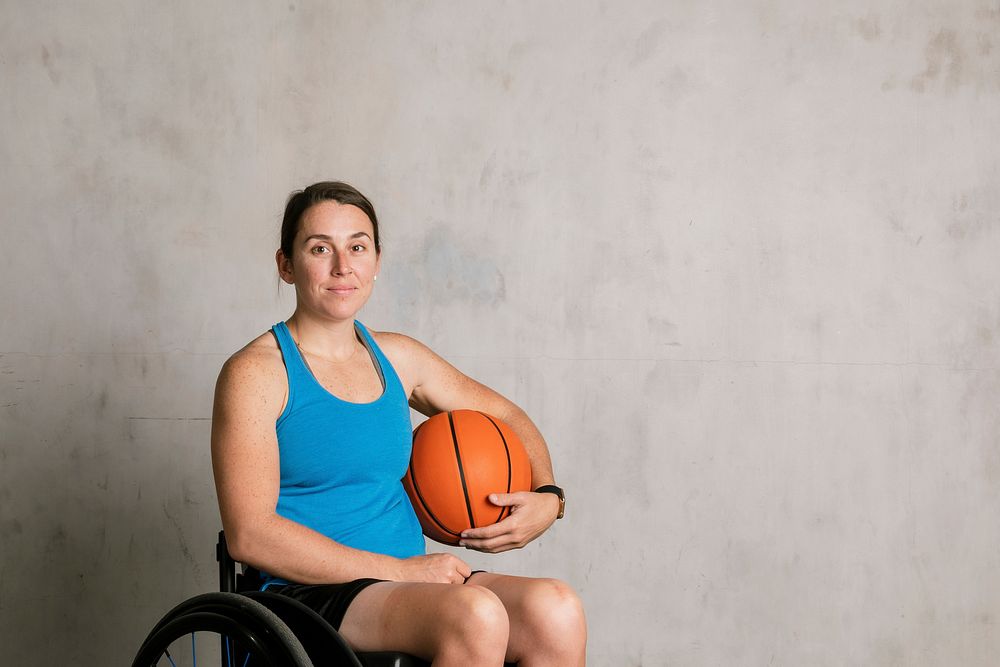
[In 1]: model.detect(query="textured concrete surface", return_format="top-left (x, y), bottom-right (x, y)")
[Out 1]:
top-left (2, 1), bottom-right (999, 664)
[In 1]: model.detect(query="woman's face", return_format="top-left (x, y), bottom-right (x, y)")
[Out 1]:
top-left (277, 200), bottom-right (381, 322)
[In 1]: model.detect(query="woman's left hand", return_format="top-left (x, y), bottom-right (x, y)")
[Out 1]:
top-left (458, 491), bottom-right (561, 553)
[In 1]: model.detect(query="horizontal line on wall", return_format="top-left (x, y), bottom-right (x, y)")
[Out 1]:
top-left (447, 355), bottom-right (996, 371)
top-left (0, 352), bottom-right (231, 358)
top-left (127, 417), bottom-right (211, 421)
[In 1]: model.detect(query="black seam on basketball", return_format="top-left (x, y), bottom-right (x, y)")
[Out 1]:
top-left (409, 419), bottom-right (461, 537)
top-left (480, 412), bottom-right (513, 524)
top-left (407, 455), bottom-right (461, 538)
top-left (449, 411), bottom-right (477, 529)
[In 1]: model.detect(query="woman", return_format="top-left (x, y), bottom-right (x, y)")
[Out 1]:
top-left (211, 181), bottom-right (587, 666)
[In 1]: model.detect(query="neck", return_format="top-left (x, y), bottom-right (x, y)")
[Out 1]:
top-left (286, 313), bottom-right (361, 363)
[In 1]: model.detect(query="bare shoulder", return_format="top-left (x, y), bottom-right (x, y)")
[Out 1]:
top-left (369, 327), bottom-right (497, 416)
top-left (368, 329), bottom-right (443, 398)
top-left (216, 331), bottom-right (287, 404)
top-left (369, 329), bottom-right (430, 360)
top-left (368, 328), bottom-right (452, 370)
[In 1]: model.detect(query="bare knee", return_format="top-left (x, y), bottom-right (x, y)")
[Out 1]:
top-left (516, 579), bottom-right (587, 661)
top-left (436, 585), bottom-right (510, 664)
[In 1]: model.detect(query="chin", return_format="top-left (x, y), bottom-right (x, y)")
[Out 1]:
top-left (322, 303), bottom-right (367, 321)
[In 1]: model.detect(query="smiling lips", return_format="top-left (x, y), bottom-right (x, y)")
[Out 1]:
top-left (327, 285), bottom-right (357, 295)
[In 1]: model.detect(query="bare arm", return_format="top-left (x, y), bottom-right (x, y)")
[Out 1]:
top-left (211, 344), bottom-right (469, 584)
top-left (378, 332), bottom-right (562, 552)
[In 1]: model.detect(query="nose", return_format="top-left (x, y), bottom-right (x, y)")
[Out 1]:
top-left (330, 249), bottom-right (353, 276)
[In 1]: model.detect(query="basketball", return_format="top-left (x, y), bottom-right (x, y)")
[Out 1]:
top-left (403, 409), bottom-right (533, 545)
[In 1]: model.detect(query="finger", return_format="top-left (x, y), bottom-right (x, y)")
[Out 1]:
top-left (487, 493), bottom-right (514, 506)
top-left (459, 527), bottom-right (498, 541)
top-left (460, 518), bottom-right (511, 540)
top-left (459, 529), bottom-right (522, 551)
top-left (461, 534), bottom-right (522, 553)
top-left (487, 491), bottom-right (532, 507)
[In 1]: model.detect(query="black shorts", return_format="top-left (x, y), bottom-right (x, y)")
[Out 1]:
top-left (265, 571), bottom-right (487, 630)
top-left (267, 578), bottom-right (384, 630)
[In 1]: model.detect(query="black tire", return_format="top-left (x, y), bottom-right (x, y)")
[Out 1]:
top-left (246, 591), bottom-right (364, 667)
top-left (131, 592), bottom-right (312, 667)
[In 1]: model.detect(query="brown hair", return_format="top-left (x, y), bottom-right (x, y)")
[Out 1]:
top-left (280, 181), bottom-right (381, 258)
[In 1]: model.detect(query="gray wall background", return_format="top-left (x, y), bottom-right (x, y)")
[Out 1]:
top-left (2, 1), bottom-right (999, 664)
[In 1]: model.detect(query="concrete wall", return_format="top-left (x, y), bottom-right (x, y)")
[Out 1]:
top-left (2, 1), bottom-right (999, 664)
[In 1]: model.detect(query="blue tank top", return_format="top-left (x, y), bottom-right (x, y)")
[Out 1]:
top-left (263, 320), bottom-right (426, 587)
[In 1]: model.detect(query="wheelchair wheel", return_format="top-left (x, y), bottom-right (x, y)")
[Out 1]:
top-left (245, 591), bottom-right (365, 667)
top-left (132, 592), bottom-right (312, 667)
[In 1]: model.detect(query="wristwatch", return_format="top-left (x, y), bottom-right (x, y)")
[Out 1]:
top-left (534, 484), bottom-right (565, 520)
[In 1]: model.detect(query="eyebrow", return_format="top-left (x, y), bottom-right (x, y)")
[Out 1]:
top-left (303, 232), bottom-right (372, 243)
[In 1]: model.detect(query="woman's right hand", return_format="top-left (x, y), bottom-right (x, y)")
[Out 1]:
top-left (399, 553), bottom-right (471, 583)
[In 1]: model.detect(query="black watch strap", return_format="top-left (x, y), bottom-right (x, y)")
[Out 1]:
top-left (534, 485), bottom-right (565, 519)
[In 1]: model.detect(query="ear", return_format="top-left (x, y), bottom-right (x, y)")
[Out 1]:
top-left (276, 249), bottom-right (295, 285)
top-left (374, 252), bottom-right (382, 280)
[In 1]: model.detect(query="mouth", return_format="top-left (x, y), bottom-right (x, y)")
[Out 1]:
top-left (326, 286), bottom-right (357, 295)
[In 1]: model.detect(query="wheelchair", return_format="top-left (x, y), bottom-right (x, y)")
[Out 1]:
top-left (131, 531), bottom-right (436, 667)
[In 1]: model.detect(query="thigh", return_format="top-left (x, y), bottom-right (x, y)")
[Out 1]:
top-left (337, 580), bottom-right (503, 658)
top-left (269, 579), bottom-right (384, 630)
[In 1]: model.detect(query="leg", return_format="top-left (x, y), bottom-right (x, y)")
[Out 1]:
top-left (467, 572), bottom-right (587, 667)
top-left (339, 581), bottom-right (510, 666)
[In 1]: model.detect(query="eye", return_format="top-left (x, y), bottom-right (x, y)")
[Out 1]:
top-left (311, 245), bottom-right (331, 254)
top-left (351, 244), bottom-right (367, 252)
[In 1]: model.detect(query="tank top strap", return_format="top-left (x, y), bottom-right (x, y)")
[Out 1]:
top-left (354, 321), bottom-right (405, 396)
top-left (271, 321), bottom-right (311, 383)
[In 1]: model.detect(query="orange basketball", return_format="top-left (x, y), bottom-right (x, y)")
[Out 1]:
top-left (403, 410), bottom-right (533, 545)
